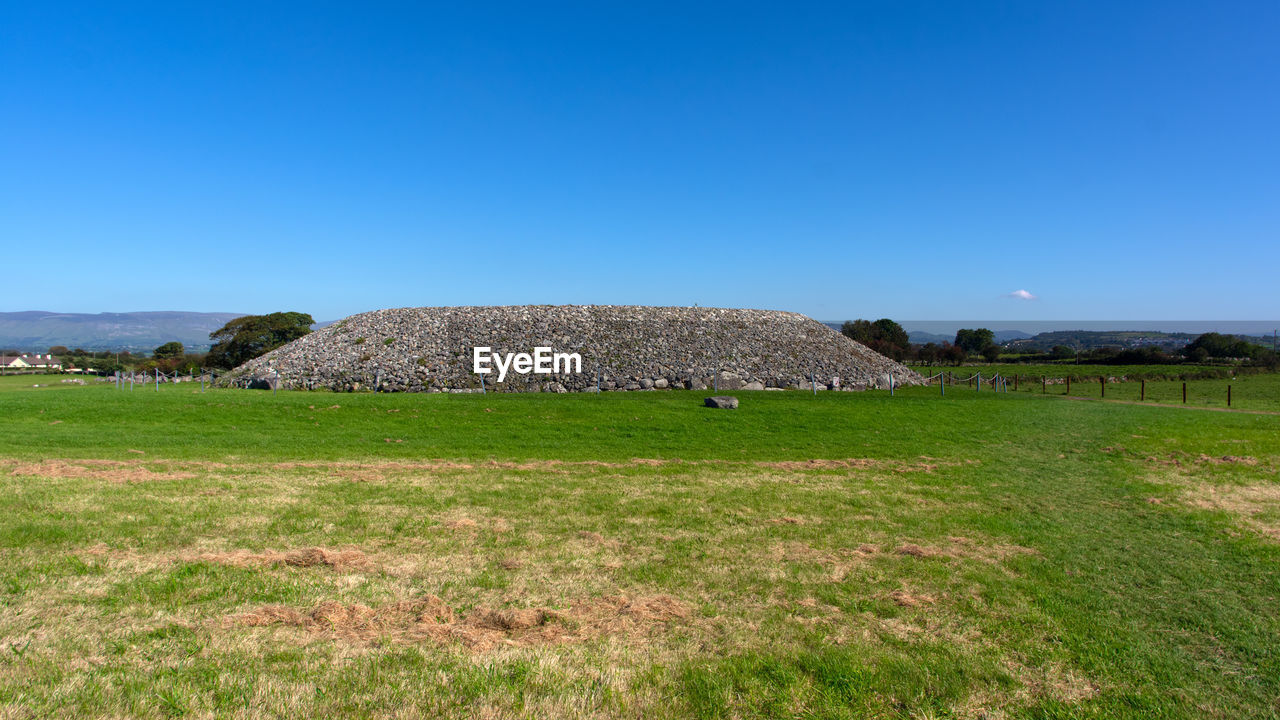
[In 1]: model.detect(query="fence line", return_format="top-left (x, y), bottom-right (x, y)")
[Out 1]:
top-left (914, 369), bottom-right (1243, 407)
top-left (91, 364), bottom-right (1241, 408)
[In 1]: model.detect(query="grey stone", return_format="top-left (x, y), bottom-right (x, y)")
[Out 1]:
top-left (743, 381), bottom-right (764, 391)
top-left (704, 395), bottom-right (739, 409)
top-left (216, 305), bottom-right (924, 393)
top-left (716, 371), bottom-right (744, 391)
top-left (247, 374), bottom-right (281, 390)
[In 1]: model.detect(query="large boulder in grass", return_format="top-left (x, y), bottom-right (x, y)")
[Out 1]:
top-left (704, 396), bottom-right (739, 409)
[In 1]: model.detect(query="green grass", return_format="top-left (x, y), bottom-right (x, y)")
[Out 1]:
top-left (909, 362), bottom-right (1247, 382)
top-left (1, 377), bottom-right (1279, 718)
top-left (906, 365), bottom-right (1280, 412)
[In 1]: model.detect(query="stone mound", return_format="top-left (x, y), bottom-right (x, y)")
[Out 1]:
top-left (218, 305), bottom-right (921, 393)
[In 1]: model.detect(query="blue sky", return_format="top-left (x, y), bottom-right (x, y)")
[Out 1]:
top-left (2, 2), bottom-right (1277, 321)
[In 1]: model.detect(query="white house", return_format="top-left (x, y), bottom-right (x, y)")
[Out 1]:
top-left (0, 353), bottom-right (63, 370)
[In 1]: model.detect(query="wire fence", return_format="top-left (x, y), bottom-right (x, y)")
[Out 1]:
top-left (110, 368), bottom-right (222, 394)
top-left (96, 363), bottom-right (1257, 410)
top-left (916, 370), bottom-right (1246, 407)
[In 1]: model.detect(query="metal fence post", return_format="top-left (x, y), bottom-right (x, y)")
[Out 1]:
top-left (976, 372), bottom-right (981, 392)
top-left (889, 371), bottom-right (894, 396)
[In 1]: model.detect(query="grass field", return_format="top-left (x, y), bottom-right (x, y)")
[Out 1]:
top-left (2, 376), bottom-right (1279, 718)
top-left (909, 363), bottom-right (1248, 382)
top-left (909, 365), bottom-right (1280, 413)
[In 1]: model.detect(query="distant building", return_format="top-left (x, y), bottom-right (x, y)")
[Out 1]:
top-left (0, 353), bottom-right (63, 370)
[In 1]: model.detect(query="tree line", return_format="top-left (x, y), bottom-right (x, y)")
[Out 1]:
top-left (24, 312), bottom-right (315, 375)
top-left (16, 313), bottom-right (1278, 374)
top-left (841, 319), bottom-right (1279, 367)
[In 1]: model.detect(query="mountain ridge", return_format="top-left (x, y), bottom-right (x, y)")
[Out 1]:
top-left (0, 311), bottom-right (247, 352)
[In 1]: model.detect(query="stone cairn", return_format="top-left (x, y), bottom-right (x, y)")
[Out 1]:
top-left (217, 305), bottom-right (923, 393)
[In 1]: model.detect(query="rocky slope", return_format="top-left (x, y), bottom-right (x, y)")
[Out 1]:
top-left (219, 305), bottom-right (922, 393)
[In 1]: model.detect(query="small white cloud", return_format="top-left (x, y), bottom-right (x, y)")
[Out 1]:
top-left (1007, 289), bottom-right (1037, 301)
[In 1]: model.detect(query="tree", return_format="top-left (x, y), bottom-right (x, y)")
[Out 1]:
top-left (1184, 333), bottom-right (1257, 360)
top-left (954, 328), bottom-right (996, 355)
top-left (207, 312), bottom-right (314, 369)
top-left (941, 342), bottom-right (967, 365)
top-left (871, 319), bottom-right (909, 349)
top-left (839, 320), bottom-right (875, 345)
top-left (48, 345), bottom-right (69, 356)
top-left (154, 341), bottom-right (185, 360)
top-left (1049, 345), bottom-right (1074, 360)
top-left (981, 345), bottom-right (1001, 362)
top-left (841, 318), bottom-right (910, 361)
top-left (914, 342), bottom-right (941, 365)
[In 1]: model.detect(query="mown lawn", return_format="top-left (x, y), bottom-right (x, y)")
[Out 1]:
top-left (1, 378), bottom-right (1278, 718)
top-left (908, 365), bottom-right (1280, 413)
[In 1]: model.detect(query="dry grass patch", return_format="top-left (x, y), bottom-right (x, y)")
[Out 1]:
top-left (1184, 482), bottom-right (1280, 540)
top-left (959, 661), bottom-right (1100, 719)
top-left (228, 593), bottom-right (691, 652)
top-left (892, 537), bottom-right (1037, 564)
top-left (1143, 458), bottom-right (1280, 541)
top-left (889, 587), bottom-right (936, 608)
top-left (195, 547), bottom-right (373, 571)
top-left (3, 458), bottom-right (212, 483)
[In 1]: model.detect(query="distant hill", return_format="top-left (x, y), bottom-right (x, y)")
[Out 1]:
top-left (0, 311), bottom-right (246, 352)
top-left (823, 323), bottom-right (1030, 346)
top-left (1007, 330), bottom-right (1199, 352)
top-left (906, 329), bottom-right (1031, 344)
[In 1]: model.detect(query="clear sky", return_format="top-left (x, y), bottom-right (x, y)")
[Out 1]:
top-left (2, 2), bottom-right (1277, 322)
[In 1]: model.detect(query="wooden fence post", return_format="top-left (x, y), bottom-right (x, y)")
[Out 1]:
top-left (1141, 380), bottom-right (1145, 401)
top-left (1228, 385), bottom-right (1232, 407)
top-left (1066, 377), bottom-right (1071, 395)
top-left (1100, 376), bottom-right (1105, 398)
top-left (1182, 382), bottom-right (1187, 404)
